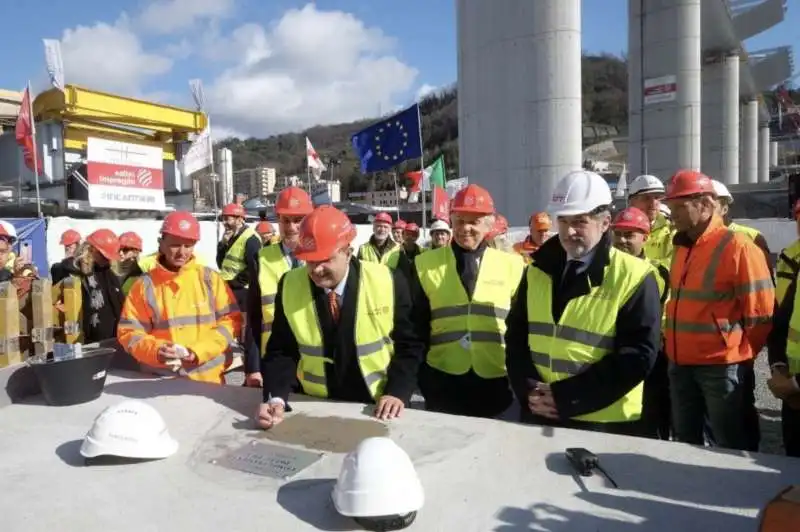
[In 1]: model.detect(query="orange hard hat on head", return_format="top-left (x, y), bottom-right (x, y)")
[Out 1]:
top-left (60, 229), bottom-right (81, 247)
top-left (294, 205), bottom-right (357, 262)
top-left (276, 187), bottom-right (313, 217)
top-left (255, 221), bottom-right (274, 234)
top-left (161, 211), bottom-right (201, 241)
top-left (404, 222), bottom-right (420, 234)
top-left (221, 203), bottom-right (246, 217)
top-left (451, 184), bottom-right (495, 215)
top-left (119, 231), bottom-right (143, 251)
top-left (664, 169), bottom-right (715, 200)
top-left (530, 212), bottom-right (551, 231)
top-left (611, 207), bottom-right (651, 234)
top-left (87, 229), bottom-right (120, 261)
top-left (393, 219), bottom-right (407, 230)
top-left (374, 212), bottom-right (392, 225)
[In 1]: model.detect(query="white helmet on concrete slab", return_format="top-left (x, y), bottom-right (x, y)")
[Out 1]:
top-left (332, 437), bottom-right (423, 529)
top-left (80, 400), bottom-right (178, 459)
top-left (628, 174), bottom-right (665, 196)
top-left (712, 180), bottom-right (733, 203)
top-left (547, 170), bottom-right (613, 217)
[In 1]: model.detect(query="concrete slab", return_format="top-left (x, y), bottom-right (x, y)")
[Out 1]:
top-left (2, 372), bottom-right (800, 531)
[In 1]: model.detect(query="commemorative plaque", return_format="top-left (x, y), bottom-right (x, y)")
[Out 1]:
top-left (214, 441), bottom-right (324, 480)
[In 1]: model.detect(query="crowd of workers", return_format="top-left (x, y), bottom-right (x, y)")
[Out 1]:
top-left (4, 167), bottom-right (800, 457)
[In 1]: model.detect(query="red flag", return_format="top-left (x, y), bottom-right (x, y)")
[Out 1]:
top-left (432, 186), bottom-right (449, 221)
top-left (405, 170), bottom-right (423, 192)
top-left (15, 88), bottom-right (42, 175)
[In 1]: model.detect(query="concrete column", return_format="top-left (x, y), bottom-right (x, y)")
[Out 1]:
top-left (740, 99), bottom-right (759, 184)
top-left (770, 140), bottom-right (779, 167)
top-left (457, 0), bottom-right (582, 223)
top-left (758, 124), bottom-right (770, 183)
top-left (701, 53), bottom-right (740, 184)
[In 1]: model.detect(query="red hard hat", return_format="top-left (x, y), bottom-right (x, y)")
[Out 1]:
top-left (452, 184), bottom-right (495, 215)
top-left (374, 212), bottom-right (392, 225)
top-left (161, 211), bottom-right (201, 241)
top-left (611, 207), bottom-right (651, 234)
top-left (294, 206), bottom-right (357, 262)
top-left (393, 219), bottom-right (407, 230)
top-left (119, 231), bottom-right (143, 251)
top-left (255, 221), bottom-right (274, 234)
top-left (404, 222), bottom-right (420, 234)
top-left (221, 203), bottom-right (246, 217)
top-left (87, 229), bottom-right (120, 261)
top-left (60, 229), bottom-right (81, 247)
top-left (664, 169), bottom-right (715, 200)
top-left (276, 187), bottom-right (313, 217)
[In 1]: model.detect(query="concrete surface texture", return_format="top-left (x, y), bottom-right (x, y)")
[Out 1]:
top-left (701, 53), bottom-right (740, 185)
top-left (3, 372), bottom-right (800, 531)
top-left (457, 0), bottom-right (582, 226)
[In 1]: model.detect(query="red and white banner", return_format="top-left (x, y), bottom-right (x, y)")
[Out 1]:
top-left (86, 138), bottom-right (166, 210)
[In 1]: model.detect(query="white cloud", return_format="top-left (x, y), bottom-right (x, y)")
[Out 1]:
top-left (59, 17), bottom-right (173, 96)
top-left (416, 84), bottom-right (437, 100)
top-left (204, 3), bottom-right (418, 137)
top-left (138, 0), bottom-right (235, 34)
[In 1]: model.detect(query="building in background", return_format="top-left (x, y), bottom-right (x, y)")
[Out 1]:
top-left (348, 189), bottom-right (407, 207)
top-left (233, 166), bottom-right (276, 198)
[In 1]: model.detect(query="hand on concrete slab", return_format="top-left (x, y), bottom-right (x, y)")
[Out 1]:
top-left (157, 343), bottom-right (181, 360)
top-left (768, 372), bottom-right (800, 401)
top-left (244, 372), bottom-right (263, 387)
top-left (256, 402), bottom-right (284, 429)
top-left (528, 386), bottom-right (558, 419)
top-left (374, 395), bottom-right (404, 420)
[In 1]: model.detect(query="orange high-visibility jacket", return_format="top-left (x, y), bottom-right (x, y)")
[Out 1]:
top-left (117, 259), bottom-right (242, 384)
top-left (513, 238), bottom-right (539, 264)
top-left (665, 216), bottom-right (774, 366)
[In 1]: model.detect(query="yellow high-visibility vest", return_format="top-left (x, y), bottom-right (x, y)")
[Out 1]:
top-left (415, 246), bottom-right (524, 378)
top-left (784, 280), bottom-right (800, 375)
top-left (220, 228), bottom-right (257, 283)
top-left (728, 222), bottom-right (761, 242)
top-left (358, 241), bottom-right (401, 270)
top-left (526, 247), bottom-right (651, 423)
top-left (282, 261), bottom-right (395, 399)
top-left (258, 244), bottom-right (292, 354)
top-left (777, 240), bottom-right (800, 305)
top-left (643, 213), bottom-right (675, 266)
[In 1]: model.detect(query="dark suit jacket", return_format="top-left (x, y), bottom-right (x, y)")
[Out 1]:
top-left (261, 258), bottom-right (424, 405)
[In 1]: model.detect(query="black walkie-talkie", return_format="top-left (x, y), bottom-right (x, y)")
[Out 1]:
top-left (565, 447), bottom-right (618, 488)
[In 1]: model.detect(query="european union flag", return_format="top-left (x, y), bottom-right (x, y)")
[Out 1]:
top-left (351, 103), bottom-right (422, 174)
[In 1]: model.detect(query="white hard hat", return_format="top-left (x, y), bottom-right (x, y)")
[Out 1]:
top-left (711, 180), bottom-right (733, 203)
top-left (0, 220), bottom-right (17, 243)
top-left (628, 174), bottom-right (665, 196)
top-left (547, 170), bottom-right (613, 217)
top-left (430, 220), bottom-right (451, 233)
top-left (80, 400), bottom-right (179, 459)
top-left (332, 437), bottom-right (423, 522)
top-left (658, 203), bottom-right (671, 217)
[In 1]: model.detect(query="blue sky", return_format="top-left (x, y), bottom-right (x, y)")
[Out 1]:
top-left (0, 0), bottom-right (796, 137)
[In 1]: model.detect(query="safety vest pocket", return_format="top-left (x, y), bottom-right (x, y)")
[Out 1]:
top-left (711, 312), bottom-right (743, 350)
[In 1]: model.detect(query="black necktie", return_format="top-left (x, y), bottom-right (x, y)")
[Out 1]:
top-left (561, 260), bottom-right (581, 291)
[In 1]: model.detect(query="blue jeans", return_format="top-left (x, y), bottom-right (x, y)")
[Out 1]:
top-left (668, 361), bottom-right (748, 450)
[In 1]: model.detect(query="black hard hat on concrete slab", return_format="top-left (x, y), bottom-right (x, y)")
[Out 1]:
top-left (28, 347), bottom-right (115, 406)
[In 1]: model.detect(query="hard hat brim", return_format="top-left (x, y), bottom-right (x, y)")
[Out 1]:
top-left (294, 248), bottom-right (333, 263)
top-left (79, 433), bottom-right (179, 460)
top-left (630, 186), bottom-right (665, 196)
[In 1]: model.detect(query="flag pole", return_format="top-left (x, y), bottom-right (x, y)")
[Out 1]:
top-left (392, 169), bottom-right (401, 219)
top-left (28, 81), bottom-right (41, 218)
top-left (416, 103), bottom-right (426, 236)
top-left (207, 114), bottom-right (220, 241)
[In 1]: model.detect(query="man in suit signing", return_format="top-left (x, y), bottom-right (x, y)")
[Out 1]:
top-left (256, 205), bottom-right (425, 429)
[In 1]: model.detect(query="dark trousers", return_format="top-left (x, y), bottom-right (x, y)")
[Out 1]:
top-left (702, 361), bottom-right (760, 451)
top-left (231, 287), bottom-right (259, 375)
top-left (782, 402), bottom-right (800, 458)
top-left (419, 364), bottom-right (512, 419)
top-left (641, 351), bottom-right (671, 440)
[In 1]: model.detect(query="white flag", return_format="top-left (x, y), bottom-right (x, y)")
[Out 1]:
top-left (189, 79), bottom-right (205, 110)
top-left (180, 127), bottom-right (213, 177)
top-left (306, 137), bottom-right (327, 180)
top-left (615, 165), bottom-right (628, 199)
top-left (43, 39), bottom-right (65, 91)
top-left (446, 176), bottom-right (469, 199)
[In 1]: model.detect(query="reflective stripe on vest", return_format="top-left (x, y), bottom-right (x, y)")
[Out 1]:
top-left (220, 228), bottom-right (257, 282)
top-left (119, 266), bottom-right (236, 376)
top-left (777, 240), bottom-right (800, 305)
top-left (415, 246), bottom-right (524, 378)
top-left (359, 242), bottom-right (401, 270)
top-left (257, 244), bottom-right (292, 355)
top-left (527, 247), bottom-right (650, 422)
top-left (282, 261), bottom-right (395, 399)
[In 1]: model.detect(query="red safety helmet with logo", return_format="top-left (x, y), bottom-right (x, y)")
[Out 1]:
top-left (119, 231), bottom-right (143, 251)
top-left (451, 184), bottom-right (495, 215)
top-left (611, 207), bottom-right (651, 234)
top-left (664, 169), bottom-right (716, 200)
top-left (221, 203), bottom-right (246, 218)
top-left (87, 229), bottom-right (120, 261)
top-left (161, 211), bottom-right (201, 241)
top-left (276, 187), bottom-right (314, 217)
top-left (373, 212), bottom-right (392, 225)
top-left (404, 222), bottom-right (420, 234)
top-left (393, 219), bottom-right (407, 230)
top-left (255, 221), bottom-right (274, 234)
top-left (294, 206), bottom-right (357, 262)
top-left (60, 229), bottom-right (81, 247)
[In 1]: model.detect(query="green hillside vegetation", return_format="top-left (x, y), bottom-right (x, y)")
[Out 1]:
top-left (218, 54), bottom-right (631, 195)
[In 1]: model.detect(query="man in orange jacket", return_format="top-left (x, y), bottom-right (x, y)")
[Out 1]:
top-left (513, 211), bottom-right (551, 262)
top-left (118, 211), bottom-right (242, 384)
top-left (663, 170), bottom-right (774, 450)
